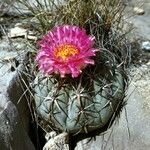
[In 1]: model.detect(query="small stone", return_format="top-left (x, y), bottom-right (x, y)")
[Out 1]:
top-left (8, 25), bottom-right (37, 40)
top-left (45, 131), bottom-right (57, 141)
top-left (43, 132), bottom-right (69, 150)
top-left (141, 41), bottom-right (150, 51)
top-left (8, 26), bottom-right (27, 38)
top-left (146, 61), bottom-right (150, 66)
top-left (133, 7), bottom-right (145, 15)
top-left (27, 35), bottom-right (37, 40)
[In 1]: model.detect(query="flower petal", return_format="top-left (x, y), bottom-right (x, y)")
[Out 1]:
top-left (36, 25), bottom-right (97, 77)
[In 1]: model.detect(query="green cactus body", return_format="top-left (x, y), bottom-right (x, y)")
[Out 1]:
top-left (34, 63), bottom-right (126, 134)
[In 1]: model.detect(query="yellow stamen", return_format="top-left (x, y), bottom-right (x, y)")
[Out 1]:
top-left (54, 44), bottom-right (79, 61)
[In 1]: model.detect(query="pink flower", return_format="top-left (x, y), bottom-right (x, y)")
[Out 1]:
top-left (36, 25), bottom-right (97, 78)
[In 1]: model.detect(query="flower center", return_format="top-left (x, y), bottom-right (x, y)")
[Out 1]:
top-left (54, 44), bottom-right (79, 61)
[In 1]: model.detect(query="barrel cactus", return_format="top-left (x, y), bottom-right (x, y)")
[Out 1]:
top-left (33, 25), bottom-right (127, 135)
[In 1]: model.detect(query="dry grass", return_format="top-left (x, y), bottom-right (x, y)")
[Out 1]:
top-left (14, 0), bottom-right (126, 32)
top-left (13, 0), bottom-right (131, 67)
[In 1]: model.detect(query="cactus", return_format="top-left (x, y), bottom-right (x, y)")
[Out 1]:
top-left (33, 50), bottom-right (127, 134)
top-left (23, 0), bottom-right (129, 139)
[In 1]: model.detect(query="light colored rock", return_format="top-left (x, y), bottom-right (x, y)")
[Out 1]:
top-left (45, 131), bottom-right (57, 141)
top-left (133, 7), bottom-right (145, 15)
top-left (0, 37), bottom-right (35, 149)
top-left (8, 26), bottom-right (28, 38)
top-left (0, 38), bottom-right (28, 107)
top-left (8, 25), bottom-right (37, 40)
top-left (125, 1), bottom-right (150, 40)
top-left (43, 132), bottom-right (69, 150)
top-left (141, 41), bottom-right (150, 51)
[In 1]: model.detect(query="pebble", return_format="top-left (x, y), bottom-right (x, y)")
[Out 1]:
top-left (141, 41), bottom-right (150, 51)
top-left (8, 24), bottom-right (37, 40)
top-left (133, 7), bottom-right (145, 15)
top-left (146, 61), bottom-right (150, 66)
top-left (8, 26), bottom-right (27, 38)
top-left (43, 132), bottom-right (69, 150)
